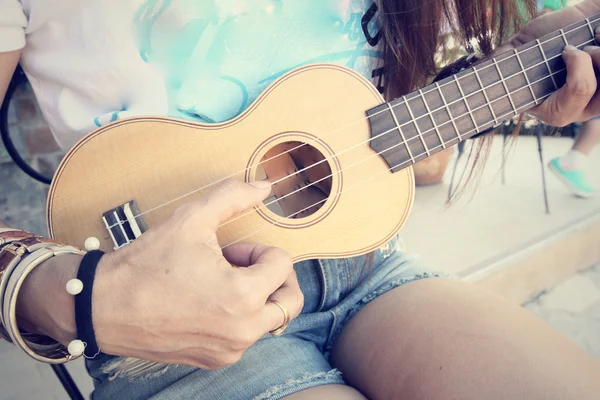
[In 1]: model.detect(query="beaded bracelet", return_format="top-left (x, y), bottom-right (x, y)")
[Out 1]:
top-left (71, 249), bottom-right (105, 358)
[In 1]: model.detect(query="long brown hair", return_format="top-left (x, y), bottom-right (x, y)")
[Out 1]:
top-left (378, 0), bottom-right (538, 98)
top-left (377, 0), bottom-right (539, 201)
top-left (354, 0), bottom-right (539, 275)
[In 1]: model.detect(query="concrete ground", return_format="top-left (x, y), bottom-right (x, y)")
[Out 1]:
top-left (399, 133), bottom-right (600, 278)
top-left (524, 262), bottom-right (600, 361)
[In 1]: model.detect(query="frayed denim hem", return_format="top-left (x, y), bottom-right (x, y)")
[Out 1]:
top-left (323, 271), bottom-right (444, 359)
top-left (253, 369), bottom-right (344, 400)
top-left (100, 357), bottom-right (177, 382)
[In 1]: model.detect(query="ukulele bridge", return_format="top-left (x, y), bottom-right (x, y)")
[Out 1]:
top-left (102, 200), bottom-right (148, 250)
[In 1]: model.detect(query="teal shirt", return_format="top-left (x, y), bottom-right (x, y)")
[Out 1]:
top-left (128, 0), bottom-right (384, 124)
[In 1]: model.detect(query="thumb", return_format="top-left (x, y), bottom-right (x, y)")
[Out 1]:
top-left (195, 179), bottom-right (272, 229)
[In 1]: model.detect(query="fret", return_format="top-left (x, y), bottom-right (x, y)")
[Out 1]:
top-left (559, 28), bottom-right (569, 45)
top-left (492, 58), bottom-right (518, 116)
top-left (536, 39), bottom-right (558, 90)
top-left (403, 97), bottom-right (431, 156)
top-left (435, 82), bottom-right (462, 141)
top-left (472, 66), bottom-right (498, 125)
top-left (513, 48), bottom-right (538, 104)
top-left (453, 75), bottom-right (478, 132)
top-left (387, 102), bottom-right (415, 163)
top-left (418, 89), bottom-right (445, 149)
top-left (585, 18), bottom-right (595, 38)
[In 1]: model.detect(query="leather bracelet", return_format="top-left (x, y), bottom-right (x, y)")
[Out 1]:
top-left (0, 228), bottom-right (23, 235)
top-left (75, 250), bottom-right (104, 358)
top-left (0, 232), bottom-right (60, 287)
top-left (0, 228), bottom-right (23, 252)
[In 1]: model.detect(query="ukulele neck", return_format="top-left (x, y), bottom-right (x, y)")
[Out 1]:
top-left (367, 13), bottom-right (600, 173)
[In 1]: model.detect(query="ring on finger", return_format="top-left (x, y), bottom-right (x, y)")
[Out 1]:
top-left (268, 300), bottom-right (290, 337)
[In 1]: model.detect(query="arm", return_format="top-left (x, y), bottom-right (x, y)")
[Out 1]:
top-left (0, 49), bottom-right (19, 105)
top-left (0, 49), bottom-right (81, 344)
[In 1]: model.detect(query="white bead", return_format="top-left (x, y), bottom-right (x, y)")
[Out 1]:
top-left (66, 279), bottom-right (83, 295)
top-left (84, 237), bottom-right (100, 251)
top-left (68, 340), bottom-right (85, 357)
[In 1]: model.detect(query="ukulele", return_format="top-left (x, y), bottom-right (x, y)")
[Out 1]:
top-left (47, 14), bottom-right (599, 260)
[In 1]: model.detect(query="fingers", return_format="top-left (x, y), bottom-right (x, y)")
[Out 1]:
top-left (260, 273), bottom-right (304, 334)
top-left (240, 245), bottom-right (294, 293)
top-left (222, 243), bottom-right (273, 267)
top-left (582, 45), bottom-right (600, 119)
top-left (190, 179), bottom-right (272, 230)
top-left (530, 45), bottom-right (596, 126)
top-left (223, 243), bottom-right (302, 338)
top-left (225, 243), bottom-right (302, 335)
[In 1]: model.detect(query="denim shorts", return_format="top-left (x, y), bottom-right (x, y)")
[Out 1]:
top-left (85, 235), bottom-right (440, 399)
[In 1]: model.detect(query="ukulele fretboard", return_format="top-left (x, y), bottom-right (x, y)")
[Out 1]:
top-left (367, 13), bottom-right (600, 172)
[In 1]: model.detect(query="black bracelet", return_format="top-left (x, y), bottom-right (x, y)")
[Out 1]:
top-left (75, 249), bottom-right (104, 358)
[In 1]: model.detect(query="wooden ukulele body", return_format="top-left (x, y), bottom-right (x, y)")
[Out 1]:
top-left (47, 64), bottom-right (415, 262)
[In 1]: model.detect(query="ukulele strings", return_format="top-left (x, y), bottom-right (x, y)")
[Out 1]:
top-left (172, 53), bottom-right (580, 234)
top-left (106, 21), bottom-right (598, 231)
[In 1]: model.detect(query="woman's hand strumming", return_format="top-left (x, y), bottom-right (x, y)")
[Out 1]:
top-left (19, 179), bottom-right (304, 370)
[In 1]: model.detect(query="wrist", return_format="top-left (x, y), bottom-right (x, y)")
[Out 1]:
top-left (92, 251), bottom-right (132, 356)
top-left (16, 253), bottom-right (82, 346)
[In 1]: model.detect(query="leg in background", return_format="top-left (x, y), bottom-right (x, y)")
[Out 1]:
top-left (330, 278), bottom-right (600, 400)
top-left (548, 118), bottom-right (600, 198)
top-left (572, 118), bottom-right (600, 156)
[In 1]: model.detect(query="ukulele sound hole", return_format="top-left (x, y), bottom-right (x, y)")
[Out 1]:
top-left (256, 141), bottom-right (333, 219)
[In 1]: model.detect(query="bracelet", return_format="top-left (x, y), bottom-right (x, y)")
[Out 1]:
top-left (2, 244), bottom-right (85, 363)
top-left (0, 237), bottom-right (61, 327)
top-left (0, 228), bottom-right (23, 252)
top-left (0, 228), bottom-right (110, 363)
top-left (0, 231), bottom-right (61, 290)
top-left (0, 229), bottom-right (70, 344)
top-left (2, 246), bottom-right (64, 360)
top-left (74, 249), bottom-right (105, 358)
top-left (0, 229), bottom-right (34, 344)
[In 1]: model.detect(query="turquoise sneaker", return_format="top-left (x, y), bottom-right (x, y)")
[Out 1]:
top-left (548, 158), bottom-right (595, 198)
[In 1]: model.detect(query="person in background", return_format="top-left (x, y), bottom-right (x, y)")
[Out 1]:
top-left (548, 117), bottom-right (599, 198)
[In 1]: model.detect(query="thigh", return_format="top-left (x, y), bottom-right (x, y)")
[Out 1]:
top-left (330, 277), bottom-right (600, 400)
top-left (282, 384), bottom-right (366, 399)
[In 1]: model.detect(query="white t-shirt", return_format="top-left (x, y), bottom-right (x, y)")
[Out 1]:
top-left (0, 0), bottom-right (385, 150)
